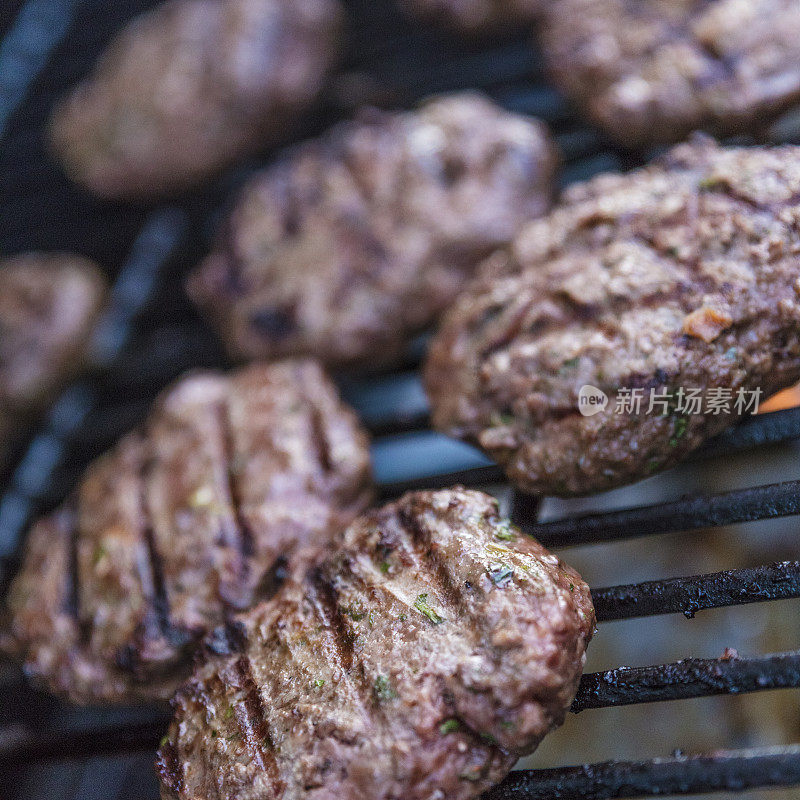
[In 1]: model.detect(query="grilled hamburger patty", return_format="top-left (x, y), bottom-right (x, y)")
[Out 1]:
top-left (0, 253), bottom-right (106, 459)
top-left (5, 361), bottom-right (372, 704)
top-left (539, 0), bottom-right (800, 148)
top-left (400, 0), bottom-right (543, 34)
top-left (187, 93), bottom-right (558, 369)
top-left (49, 0), bottom-right (342, 198)
top-left (157, 488), bottom-right (594, 800)
top-left (425, 136), bottom-right (800, 496)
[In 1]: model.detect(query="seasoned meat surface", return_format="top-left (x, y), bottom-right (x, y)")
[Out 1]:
top-left (6, 361), bottom-right (372, 703)
top-left (49, 0), bottom-right (342, 198)
top-left (425, 137), bottom-right (800, 496)
top-left (400, 0), bottom-right (543, 34)
top-left (157, 488), bottom-right (594, 800)
top-left (188, 93), bottom-right (558, 369)
top-left (0, 253), bottom-right (106, 459)
top-left (540, 0), bottom-right (800, 148)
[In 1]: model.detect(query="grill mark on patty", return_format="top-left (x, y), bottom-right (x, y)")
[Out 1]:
top-left (308, 402), bottom-right (333, 473)
top-left (306, 567), bottom-right (356, 673)
top-left (217, 400), bottom-right (255, 558)
top-left (704, 183), bottom-right (800, 217)
top-left (478, 300), bottom-right (533, 360)
top-left (476, 217), bottom-right (737, 364)
top-left (232, 654), bottom-right (285, 795)
top-left (214, 399), bottom-right (254, 609)
top-left (294, 361), bottom-right (333, 474)
top-left (128, 442), bottom-right (176, 667)
top-left (141, 456), bottom-right (175, 640)
top-left (305, 556), bottom-right (399, 775)
top-left (397, 505), bottom-right (464, 617)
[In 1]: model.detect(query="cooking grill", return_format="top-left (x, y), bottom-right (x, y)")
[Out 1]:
top-left (1, 0), bottom-right (799, 797)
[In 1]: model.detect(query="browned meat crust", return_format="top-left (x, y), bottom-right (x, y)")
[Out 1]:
top-left (157, 488), bottom-right (594, 800)
top-left (0, 253), bottom-right (106, 460)
top-left (187, 93), bottom-right (558, 369)
top-left (49, 0), bottom-right (342, 198)
top-left (425, 136), bottom-right (800, 496)
top-left (5, 360), bottom-right (372, 704)
top-left (539, 0), bottom-right (800, 148)
top-left (400, 0), bottom-right (543, 35)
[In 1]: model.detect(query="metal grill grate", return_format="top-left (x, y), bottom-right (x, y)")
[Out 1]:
top-left (1, 0), bottom-right (799, 798)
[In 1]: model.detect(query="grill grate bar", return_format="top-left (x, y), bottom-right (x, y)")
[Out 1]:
top-left (2, 3), bottom-right (799, 798)
top-left (371, 406), bottom-right (800, 501)
top-left (2, 652), bottom-right (797, 764)
top-left (3, 566), bottom-right (796, 763)
top-left (349, 379), bottom-right (800, 445)
top-left (0, 210), bottom-right (188, 563)
top-left (572, 650), bottom-right (800, 713)
top-left (517, 480), bottom-right (800, 549)
top-left (0, 717), bottom-right (169, 765)
top-left (593, 561), bottom-right (800, 622)
top-left (484, 745), bottom-right (800, 800)
top-left (377, 464), bottom-right (505, 499)
top-left (693, 406), bottom-right (800, 460)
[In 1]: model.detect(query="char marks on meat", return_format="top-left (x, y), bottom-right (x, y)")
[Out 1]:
top-left (5, 360), bottom-right (372, 703)
top-left (158, 488), bottom-right (594, 800)
top-left (425, 136), bottom-right (800, 495)
top-left (188, 93), bottom-right (558, 369)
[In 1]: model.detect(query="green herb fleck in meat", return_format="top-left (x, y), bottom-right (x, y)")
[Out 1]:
top-left (91, 543), bottom-right (108, 566)
top-left (414, 593), bottom-right (445, 624)
top-left (490, 411), bottom-right (515, 427)
top-left (440, 719), bottom-right (460, 735)
top-left (374, 674), bottom-right (397, 702)
top-left (559, 356), bottom-right (580, 374)
top-left (341, 603), bottom-right (366, 622)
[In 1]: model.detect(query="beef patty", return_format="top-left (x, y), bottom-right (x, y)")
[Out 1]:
top-left (425, 136), bottom-right (800, 496)
top-left (539, 0), bottom-right (800, 148)
top-left (187, 93), bottom-right (558, 369)
top-left (400, 0), bottom-right (543, 35)
top-left (4, 360), bottom-right (372, 704)
top-left (49, 0), bottom-right (342, 198)
top-left (157, 488), bottom-right (594, 800)
top-left (0, 253), bottom-right (106, 460)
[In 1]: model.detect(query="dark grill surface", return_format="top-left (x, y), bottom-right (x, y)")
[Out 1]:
top-left (0, 1), bottom-right (799, 798)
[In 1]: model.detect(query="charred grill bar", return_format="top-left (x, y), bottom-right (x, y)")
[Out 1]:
top-left (573, 651), bottom-right (800, 712)
top-left (516, 480), bottom-right (800, 549)
top-left (1, 0), bottom-right (800, 797)
top-left (592, 562), bottom-right (800, 622)
top-left (1, 555), bottom-right (798, 767)
top-left (485, 746), bottom-right (800, 800)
